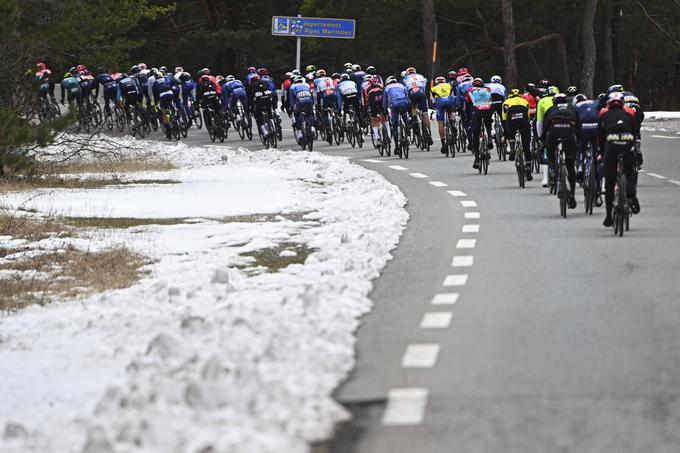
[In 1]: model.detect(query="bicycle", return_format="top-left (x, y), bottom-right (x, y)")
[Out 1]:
top-left (582, 142), bottom-right (600, 215)
top-left (344, 106), bottom-right (364, 149)
top-left (457, 116), bottom-right (468, 153)
top-left (612, 151), bottom-right (631, 236)
top-left (259, 108), bottom-right (278, 149)
top-left (510, 130), bottom-right (525, 188)
top-left (204, 103), bottom-right (225, 142)
top-left (555, 140), bottom-right (569, 218)
top-left (478, 126), bottom-right (490, 175)
top-left (442, 109), bottom-right (456, 158)
top-left (392, 110), bottom-right (410, 159)
top-left (492, 112), bottom-right (506, 161)
top-left (187, 97), bottom-right (202, 129)
top-left (298, 110), bottom-right (315, 151)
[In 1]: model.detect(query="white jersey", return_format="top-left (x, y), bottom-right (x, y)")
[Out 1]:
top-left (402, 73), bottom-right (427, 93)
top-left (486, 82), bottom-right (506, 98)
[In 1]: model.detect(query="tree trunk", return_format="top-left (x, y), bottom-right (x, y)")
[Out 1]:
top-left (601, 0), bottom-right (615, 87)
top-left (421, 0), bottom-right (436, 75)
top-left (501, 0), bottom-right (518, 87)
top-left (555, 35), bottom-right (571, 89)
top-left (580, 0), bottom-right (598, 97)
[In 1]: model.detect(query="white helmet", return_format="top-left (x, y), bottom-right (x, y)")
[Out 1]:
top-left (490, 75), bottom-right (502, 84)
top-left (226, 75), bottom-right (235, 82)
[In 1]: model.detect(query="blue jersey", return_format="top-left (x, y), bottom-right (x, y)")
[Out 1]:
top-left (152, 75), bottom-right (175, 102)
top-left (576, 100), bottom-right (599, 136)
top-left (383, 83), bottom-right (410, 110)
top-left (290, 82), bottom-right (313, 105)
top-left (456, 79), bottom-right (473, 109)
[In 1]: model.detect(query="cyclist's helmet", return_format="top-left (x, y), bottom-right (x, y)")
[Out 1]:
top-left (365, 74), bottom-right (374, 83)
top-left (247, 66), bottom-right (256, 73)
top-left (385, 76), bottom-right (398, 85)
top-left (435, 76), bottom-right (446, 84)
top-left (457, 67), bottom-right (469, 76)
top-left (36, 62), bottom-right (46, 70)
top-left (553, 93), bottom-right (568, 104)
top-left (316, 69), bottom-right (326, 77)
top-left (293, 75), bottom-right (305, 83)
top-left (291, 69), bottom-right (301, 76)
top-left (405, 67), bottom-right (416, 75)
top-left (69, 66), bottom-right (77, 73)
top-left (76, 64), bottom-right (86, 73)
top-left (305, 73), bottom-right (315, 82)
top-left (63, 72), bottom-right (72, 79)
top-left (226, 75), bottom-right (235, 81)
top-left (174, 66), bottom-right (184, 74)
top-left (353, 64), bottom-right (362, 72)
top-left (257, 68), bottom-right (269, 76)
top-left (607, 91), bottom-right (625, 108)
top-left (527, 82), bottom-right (536, 88)
top-left (216, 75), bottom-right (224, 82)
top-left (151, 68), bottom-right (162, 78)
top-left (343, 62), bottom-right (353, 70)
top-left (447, 70), bottom-right (457, 80)
top-left (567, 85), bottom-right (578, 95)
top-left (538, 79), bottom-right (550, 88)
top-left (547, 85), bottom-right (560, 95)
top-left (490, 75), bottom-right (502, 83)
top-left (306, 64), bottom-right (317, 73)
top-left (340, 73), bottom-right (350, 81)
top-left (366, 66), bottom-right (376, 75)
top-left (138, 63), bottom-right (147, 70)
top-left (508, 88), bottom-right (520, 98)
top-left (119, 73), bottom-right (128, 80)
top-left (178, 72), bottom-right (192, 83)
top-left (472, 77), bottom-right (484, 87)
top-left (331, 72), bottom-right (341, 80)
top-left (160, 66), bottom-right (169, 74)
top-left (131, 65), bottom-right (142, 75)
top-left (607, 84), bottom-right (624, 94)
top-left (573, 94), bottom-right (588, 104)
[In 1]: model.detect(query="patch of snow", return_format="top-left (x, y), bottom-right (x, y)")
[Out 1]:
top-left (645, 111), bottom-right (680, 120)
top-left (0, 136), bottom-right (408, 453)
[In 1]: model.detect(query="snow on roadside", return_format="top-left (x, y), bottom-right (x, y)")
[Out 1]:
top-left (0, 137), bottom-right (408, 453)
top-left (642, 111), bottom-right (680, 135)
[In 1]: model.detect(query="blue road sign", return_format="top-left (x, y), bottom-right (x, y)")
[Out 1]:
top-left (272, 16), bottom-right (355, 40)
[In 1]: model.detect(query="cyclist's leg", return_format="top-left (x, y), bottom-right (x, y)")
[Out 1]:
top-left (564, 133), bottom-right (578, 201)
top-left (483, 111), bottom-right (493, 148)
top-left (520, 121), bottom-right (532, 164)
top-left (470, 109), bottom-right (482, 163)
top-left (603, 145), bottom-right (617, 221)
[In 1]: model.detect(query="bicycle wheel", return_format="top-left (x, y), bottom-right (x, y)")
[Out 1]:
top-left (357, 125), bottom-right (364, 148)
top-left (559, 165), bottom-right (568, 218)
top-left (347, 121), bottom-right (356, 147)
top-left (270, 118), bottom-right (278, 148)
top-left (483, 149), bottom-right (489, 175)
top-left (104, 108), bottom-right (114, 130)
top-left (516, 145), bottom-right (525, 188)
top-left (194, 106), bottom-right (203, 129)
top-left (382, 123), bottom-right (391, 157)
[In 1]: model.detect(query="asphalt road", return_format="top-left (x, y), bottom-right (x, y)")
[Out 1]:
top-left (182, 115), bottom-right (680, 452)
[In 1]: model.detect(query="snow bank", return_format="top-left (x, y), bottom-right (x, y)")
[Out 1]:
top-left (0, 138), bottom-right (408, 453)
top-left (645, 111), bottom-right (680, 120)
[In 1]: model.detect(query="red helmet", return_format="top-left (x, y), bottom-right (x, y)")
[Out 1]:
top-left (457, 67), bottom-right (469, 76)
top-left (607, 92), bottom-right (625, 108)
top-left (36, 62), bottom-right (46, 70)
top-left (247, 66), bottom-right (256, 74)
top-left (249, 74), bottom-right (260, 84)
top-left (257, 68), bottom-right (268, 76)
top-left (76, 64), bottom-right (86, 72)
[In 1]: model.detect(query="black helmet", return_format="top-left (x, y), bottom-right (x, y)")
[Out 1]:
top-left (340, 73), bottom-right (350, 81)
top-left (366, 66), bottom-right (376, 75)
top-left (538, 79), bottom-right (550, 89)
top-left (130, 65), bottom-right (140, 75)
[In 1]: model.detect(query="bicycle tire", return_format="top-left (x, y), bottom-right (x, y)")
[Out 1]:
top-left (516, 145), bottom-right (525, 188)
top-left (559, 165), bottom-right (568, 218)
top-left (347, 121), bottom-right (356, 147)
top-left (403, 137), bottom-right (409, 159)
top-left (483, 150), bottom-right (489, 175)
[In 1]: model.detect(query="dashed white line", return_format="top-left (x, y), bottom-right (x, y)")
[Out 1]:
top-left (429, 181), bottom-right (448, 187)
top-left (460, 200), bottom-right (478, 207)
top-left (443, 274), bottom-right (469, 286)
top-left (431, 293), bottom-right (459, 305)
top-left (462, 224), bottom-right (480, 233)
top-left (649, 135), bottom-right (678, 139)
top-left (447, 190), bottom-right (467, 197)
top-left (409, 172), bottom-right (428, 179)
top-left (362, 159), bottom-right (383, 163)
top-left (452, 255), bottom-right (474, 267)
top-left (401, 344), bottom-right (441, 368)
top-left (388, 165), bottom-right (408, 171)
top-left (420, 312), bottom-right (453, 329)
top-left (670, 180), bottom-right (680, 186)
top-left (464, 212), bottom-right (481, 219)
top-left (647, 172), bottom-right (667, 179)
top-left (381, 388), bottom-right (429, 426)
top-left (456, 238), bottom-right (477, 249)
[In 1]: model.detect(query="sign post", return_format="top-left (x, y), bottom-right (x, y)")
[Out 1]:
top-left (272, 15), bottom-right (356, 71)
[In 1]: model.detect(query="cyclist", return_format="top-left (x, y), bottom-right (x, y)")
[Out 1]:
top-left (290, 75), bottom-right (315, 142)
top-left (383, 76), bottom-right (411, 157)
top-left (280, 72), bottom-right (294, 115)
top-left (116, 73), bottom-right (142, 118)
top-left (305, 64), bottom-right (317, 82)
top-left (598, 91), bottom-right (639, 227)
top-left (60, 72), bottom-right (83, 107)
top-left (455, 67), bottom-right (470, 84)
top-left (487, 75), bottom-right (506, 119)
top-left (76, 65), bottom-right (95, 102)
top-left (537, 79), bottom-right (551, 99)
top-left (152, 71), bottom-right (179, 135)
top-left (132, 65), bottom-right (151, 108)
top-left (457, 73), bottom-right (475, 149)
top-left (465, 77), bottom-right (494, 169)
top-left (258, 68), bottom-right (277, 110)
top-left (366, 66), bottom-right (383, 86)
top-left (543, 93), bottom-right (579, 208)
top-left (313, 69), bottom-right (338, 135)
top-left (35, 63), bottom-right (55, 99)
top-left (536, 85), bottom-right (559, 186)
top-left (223, 75), bottom-right (249, 125)
top-left (566, 85), bottom-right (578, 105)
top-left (608, 84), bottom-right (645, 168)
top-left (402, 67), bottom-right (433, 145)
top-left (93, 67), bottom-right (118, 114)
top-left (245, 66), bottom-right (258, 85)
top-left (196, 73), bottom-right (222, 128)
top-left (336, 73), bottom-right (360, 124)
top-left (574, 94), bottom-right (600, 194)
top-left (251, 75), bottom-right (275, 138)
top-left (502, 89), bottom-right (533, 181)
top-left (173, 69), bottom-right (196, 124)
top-left (431, 76), bottom-right (457, 154)
top-left (364, 76), bottom-right (386, 147)
top-left (350, 64), bottom-right (366, 87)
top-left (447, 70), bottom-right (458, 92)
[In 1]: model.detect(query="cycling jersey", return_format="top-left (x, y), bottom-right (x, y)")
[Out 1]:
top-left (336, 79), bottom-right (359, 111)
top-left (501, 96), bottom-right (530, 122)
top-left (402, 73), bottom-right (427, 94)
top-left (466, 87), bottom-right (492, 110)
top-left (431, 83), bottom-right (456, 121)
top-left (535, 95), bottom-right (555, 137)
top-left (382, 83), bottom-right (410, 111)
top-left (314, 76), bottom-right (336, 99)
top-left (576, 100), bottom-right (599, 136)
top-left (290, 82), bottom-right (313, 105)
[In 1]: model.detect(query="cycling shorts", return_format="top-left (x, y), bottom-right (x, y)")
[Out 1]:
top-left (368, 91), bottom-right (384, 117)
top-left (435, 97), bottom-right (455, 121)
top-left (408, 90), bottom-right (428, 111)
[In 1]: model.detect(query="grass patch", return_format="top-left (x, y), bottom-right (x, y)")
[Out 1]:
top-left (37, 158), bottom-right (177, 175)
top-left (0, 245), bottom-right (151, 311)
top-left (0, 176), bottom-right (179, 193)
top-left (64, 216), bottom-right (190, 229)
top-left (238, 242), bottom-right (314, 273)
top-left (0, 209), bottom-right (72, 241)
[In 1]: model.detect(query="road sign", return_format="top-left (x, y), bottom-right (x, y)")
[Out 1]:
top-left (272, 16), bottom-right (355, 40)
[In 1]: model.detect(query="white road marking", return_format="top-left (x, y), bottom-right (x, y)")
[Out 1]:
top-left (362, 159), bottom-right (383, 163)
top-left (443, 274), bottom-right (469, 286)
top-left (460, 200), bottom-right (478, 207)
top-left (420, 312), bottom-right (453, 329)
top-left (447, 190), bottom-right (467, 197)
top-left (429, 181), bottom-right (448, 187)
top-left (649, 135), bottom-right (678, 139)
top-left (410, 172), bottom-right (428, 179)
top-left (388, 165), bottom-right (408, 171)
top-left (401, 344), bottom-right (441, 368)
top-left (452, 255), bottom-right (474, 267)
top-left (431, 293), bottom-right (459, 305)
top-left (670, 180), bottom-right (680, 186)
top-left (381, 388), bottom-right (429, 426)
top-left (465, 212), bottom-right (481, 219)
top-left (647, 172), bottom-right (667, 179)
top-left (462, 224), bottom-right (480, 233)
top-left (456, 238), bottom-right (477, 249)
